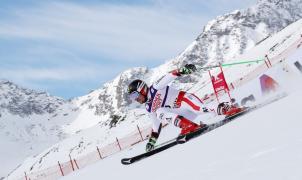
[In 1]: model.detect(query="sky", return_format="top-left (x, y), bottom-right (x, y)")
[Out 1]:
top-left (0, 0), bottom-right (257, 99)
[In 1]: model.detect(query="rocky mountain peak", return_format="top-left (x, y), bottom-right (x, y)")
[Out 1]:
top-left (176, 0), bottom-right (302, 65)
top-left (0, 80), bottom-right (66, 117)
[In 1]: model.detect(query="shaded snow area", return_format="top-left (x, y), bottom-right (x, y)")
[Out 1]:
top-left (63, 85), bottom-right (302, 180)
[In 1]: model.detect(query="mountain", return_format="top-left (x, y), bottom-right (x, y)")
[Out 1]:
top-left (3, 0), bottom-right (302, 178)
top-left (71, 0), bottom-right (302, 133)
top-left (0, 80), bottom-right (65, 118)
top-left (0, 80), bottom-right (77, 178)
top-left (177, 0), bottom-right (302, 65)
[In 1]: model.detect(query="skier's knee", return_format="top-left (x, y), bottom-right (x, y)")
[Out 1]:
top-left (156, 108), bottom-right (178, 123)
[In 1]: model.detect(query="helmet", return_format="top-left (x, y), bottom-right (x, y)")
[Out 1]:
top-left (127, 79), bottom-right (148, 100)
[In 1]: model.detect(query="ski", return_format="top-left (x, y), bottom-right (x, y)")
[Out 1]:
top-left (121, 107), bottom-right (251, 165)
top-left (121, 139), bottom-right (179, 165)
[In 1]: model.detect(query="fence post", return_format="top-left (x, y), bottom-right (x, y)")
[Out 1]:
top-left (97, 146), bottom-right (103, 159)
top-left (24, 172), bottom-right (28, 180)
top-left (264, 55), bottom-right (270, 68)
top-left (69, 154), bottom-right (75, 171)
top-left (265, 55), bottom-right (272, 68)
top-left (58, 161), bottom-right (64, 176)
top-left (74, 159), bottom-right (79, 170)
top-left (116, 137), bottom-right (122, 151)
top-left (230, 83), bottom-right (235, 90)
top-left (137, 125), bottom-right (144, 141)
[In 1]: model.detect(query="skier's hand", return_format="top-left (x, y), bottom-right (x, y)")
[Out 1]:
top-left (145, 142), bottom-right (155, 152)
top-left (145, 137), bottom-right (157, 152)
top-left (179, 64), bottom-right (197, 75)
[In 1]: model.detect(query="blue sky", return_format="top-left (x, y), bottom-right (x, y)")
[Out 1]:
top-left (0, 0), bottom-right (256, 99)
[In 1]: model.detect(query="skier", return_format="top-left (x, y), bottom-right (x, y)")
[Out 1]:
top-left (127, 64), bottom-right (239, 152)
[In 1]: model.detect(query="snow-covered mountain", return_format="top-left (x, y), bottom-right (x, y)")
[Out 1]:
top-left (0, 80), bottom-right (65, 117)
top-left (3, 0), bottom-right (302, 179)
top-left (177, 0), bottom-right (302, 65)
top-left (0, 80), bottom-right (78, 178)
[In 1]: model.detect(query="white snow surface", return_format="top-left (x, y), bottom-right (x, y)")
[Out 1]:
top-left (62, 87), bottom-right (302, 180)
top-left (3, 1), bottom-right (302, 179)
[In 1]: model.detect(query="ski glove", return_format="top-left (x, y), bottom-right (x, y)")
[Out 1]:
top-left (146, 136), bottom-right (157, 152)
top-left (179, 64), bottom-right (197, 75)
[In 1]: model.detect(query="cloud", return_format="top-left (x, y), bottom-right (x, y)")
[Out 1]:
top-left (0, 67), bottom-right (93, 81)
top-left (0, 62), bottom-right (127, 98)
top-left (0, 0), bottom-right (257, 98)
top-left (0, 2), bottom-right (208, 62)
top-left (0, 0), bottom-right (257, 62)
top-left (0, 63), bottom-right (117, 90)
top-left (151, 0), bottom-right (257, 15)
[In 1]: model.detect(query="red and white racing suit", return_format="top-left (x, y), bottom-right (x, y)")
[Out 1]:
top-left (145, 72), bottom-right (212, 133)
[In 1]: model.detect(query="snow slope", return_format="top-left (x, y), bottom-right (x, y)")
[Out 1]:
top-left (60, 39), bottom-right (302, 180)
top-left (63, 86), bottom-right (302, 180)
top-left (61, 49), bottom-right (302, 179)
top-left (4, 0), bottom-right (302, 179)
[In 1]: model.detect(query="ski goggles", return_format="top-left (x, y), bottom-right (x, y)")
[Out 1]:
top-left (129, 91), bottom-right (140, 101)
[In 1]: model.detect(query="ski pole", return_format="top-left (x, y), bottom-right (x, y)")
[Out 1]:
top-left (196, 59), bottom-right (264, 71)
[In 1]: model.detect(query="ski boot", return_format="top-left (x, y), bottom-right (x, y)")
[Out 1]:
top-left (177, 116), bottom-right (207, 135)
top-left (217, 102), bottom-right (244, 117)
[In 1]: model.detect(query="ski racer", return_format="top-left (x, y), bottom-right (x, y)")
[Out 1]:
top-left (127, 64), bottom-right (240, 152)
